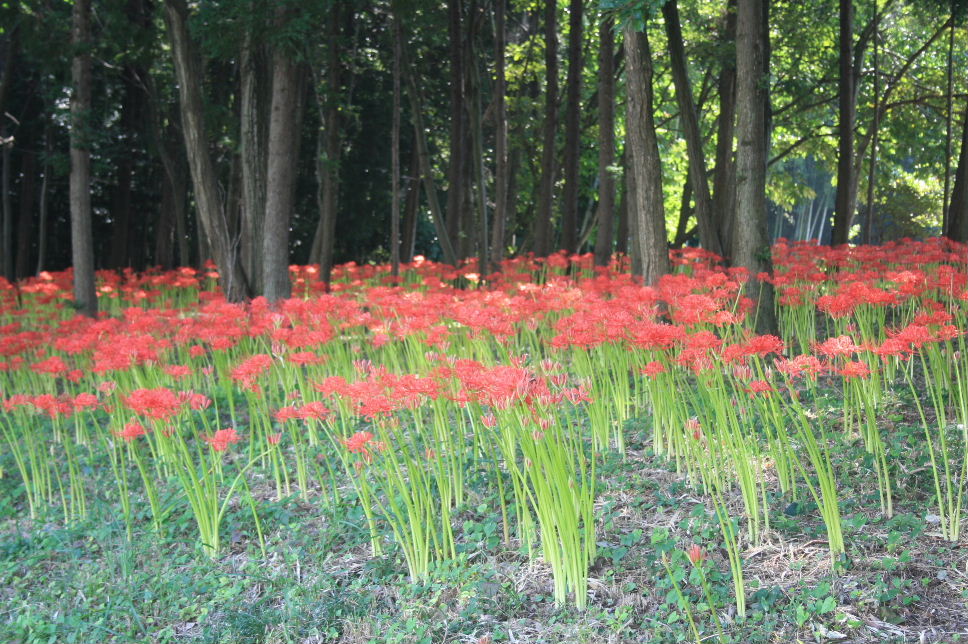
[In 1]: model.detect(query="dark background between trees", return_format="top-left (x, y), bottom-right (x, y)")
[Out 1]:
top-left (1, 0), bottom-right (967, 314)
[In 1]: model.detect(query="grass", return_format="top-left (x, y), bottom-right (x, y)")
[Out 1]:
top-left (4, 404), bottom-right (968, 643)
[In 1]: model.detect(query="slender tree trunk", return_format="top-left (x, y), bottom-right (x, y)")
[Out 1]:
top-left (713, 0), bottom-right (738, 259)
top-left (70, 0), bottom-right (97, 316)
top-left (1, 136), bottom-right (10, 281)
top-left (593, 16), bottom-right (616, 267)
top-left (15, 149), bottom-right (35, 279)
top-left (491, 0), bottom-right (509, 271)
top-left (163, 0), bottom-right (249, 301)
top-left (662, 0), bottom-right (722, 257)
top-left (400, 32), bottom-right (458, 265)
top-left (262, 37), bottom-right (302, 302)
top-left (561, 0), bottom-right (583, 254)
top-left (832, 0), bottom-right (855, 245)
top-left (468, 16), bottom-right (488, 278)
top-left (401, 151), bottom-right (420, 263)
top-left (733, 0), bottom-right (776, 333)
top-left (616, 149), bottom-right (628, 256)
top-left (36, 123), bottom-right (50, 275)
top-left (446, 0), bottom-right (466, 254)
top-left (534, 0), bottom-right (558, 257)
top-left (624, 26), bottom-right (669, 286)
top-left (239, 30), bottom-right (269, 292)
top-left (949, 107), bottom-right (968, 242)
top-left (863, 1), bottom-right (880, 244)
top-left (942, 1), bottom-right (956, 233)
top-left (391, 11), bottom-right (402, 278)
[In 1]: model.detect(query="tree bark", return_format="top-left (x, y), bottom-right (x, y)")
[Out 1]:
top-left (624, 26), bottom-right (669, 286)
top-left (400, 32), bottom-right (458, 265)
top-left (15, 148), bottom-right (35, 279)
top-left (36, 123), bottom-right (50, 275)
top-left (561, 0), bottom-right (583, 254)
top-left (163, 0), bottom-right (249, 301)
top-left (662, 0), bottom-right (722, 257)
top-left (490, 0), bottom-right (509, 271)
top-left (534, 0), bottom-right (558, 257)
top-left (261, 35), bottom-right (302, 302)
top-left (593, 16), bottom-right (616, 267)
top-left (832, 0), bottom-right (855, 245)
top-left (239, 30), bottom-right (270, 292)
top-left (446, 0), bottom-right (466, 256)
top-left (733, 0), bottom-right (776, 333)
top-left (942, 1), bottom-right (955, 233)
top-left (949, 107), bottom-right (968, 242)
top-left (70, 0), bottom-right (97, 316)
top-left (713, 0), bottom-right (738, 259)
top-left (401, 151), bottom-right (420, 264)
top-left (391, 11), bottom-right (402, 278)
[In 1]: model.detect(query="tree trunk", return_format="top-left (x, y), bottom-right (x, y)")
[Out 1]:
top-left (391, 12), bottom-right (402, 278)
top-left (733, 0), bottom-right (776, 333)
top-left (1, 135), bottom-right (10, 281)
top-left (163, 0), bottom-right (249, 301)
top-left (36, 123), bottom-right (50, 275)
top-left (446, 0), bottom-right (466, 256)
top-left (15, 148), bottom-right (35, 279)
top-left (662, 0), bottom-right (722, 257)
top-left (713, 0), bottom-right (738, 259)
top-left (593, 16), bottom-right (616, 267)
top-left (490, 0), bottom-right (509, 271)
top-left (942, 1), bottom-right (955, 233)
top-left (561, 0), bottom-right (583, 254)
top-left (262, 41), bottom-right (302, 302)
top-left (832, 0), bottom-right (855, 245)
top-left (400, 33), bottom-right (458, 265)
top-left (239, 30), bottom-right (269, 292)
top-left (534, 0), bottom-right (558, 257)
top-left (401, 151), bottom-right (420, 264)
top-left (624, 26), bottom-right (669, 286)
top-left (949, 107), bottom-right (968, 242)
top-left (863, 0), bottom-right (880, 244)
top-left (70, 0), bottom-right (97, 316)
top-left (468, 11), bottom-right (488, 278)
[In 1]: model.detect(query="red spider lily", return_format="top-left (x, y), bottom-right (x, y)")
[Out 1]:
top-left (124, 388), bottom-right (184, 421)
top-left (343, 431), bottom-right (375, 461)
top-left (116, 421), bottom-right (148, 442)
top-left (839, 361), bottom-right (871, 379)
top-left (205, 428), bottom-right (242, 452)
top-left (816, 335), bottom-right (859, 358)
top-left (747, 380), bottom-right (774, 396)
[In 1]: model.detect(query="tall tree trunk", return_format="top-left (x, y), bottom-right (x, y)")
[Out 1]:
top-left (949, 107), bottom-right (968, 242)
top-left (832, 0), bottom-right (855, 245)
top-left (239, 30), bottom-right (269, 292)
top-left (446, 0), bottom-right (466, 255)
top-left (942, 0), bottom-right (956, 233)
top-left (733, 0), bottom-right (776, 333)
top-left (624, 26), bottom-right (669, 286)
top-left (1, 135), bottom-right (10, 281)
top-left (163, 0), bottom-right (249, 301)
top-left (15, 149), bottom-right (36, 279)
top-left (401, 151), bottom-right (420, 264)
top-left (561, 0), bottom-right (583, 254)
top-left (662, 0), bottom-right (722, 257)
top-left (863, 0), bottom-right (880, 244)
top-left (391, 11), bottom-right (402, 278)
top-left (109, 67), bottom-right (141, 270)
top-left (713, 0), bottom-right (738, 259)
top-left (490, 0), bottom-right (509, 271)
top-left (36, 123), bottom-right (50, 275)
top-left (534, 0), bottom-right (558, 257)
top-left (70, 0), bottom-right (97, 316)
top-left (262, 39), bottom-right (302, 302)
top-left (400, 32), bottom-right (458, 265)
top-left (593, 16), bottom-right (616, 267)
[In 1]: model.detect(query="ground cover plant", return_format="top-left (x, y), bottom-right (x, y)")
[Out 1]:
top-left (1, 237), bottom-right (968, 642)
